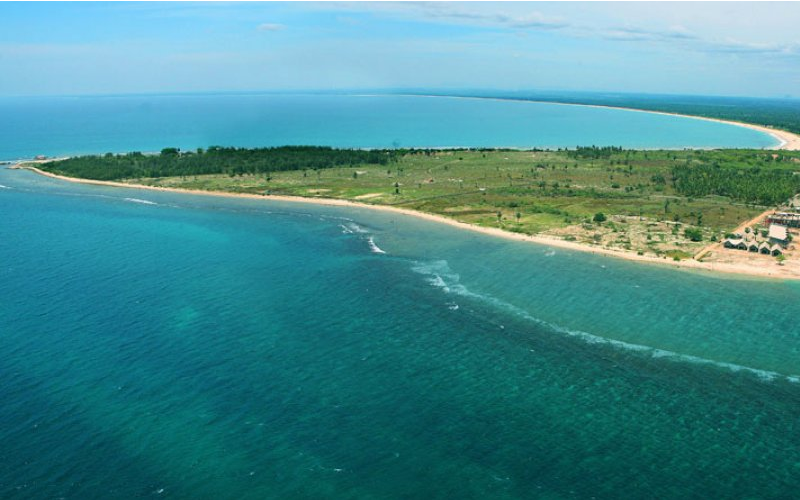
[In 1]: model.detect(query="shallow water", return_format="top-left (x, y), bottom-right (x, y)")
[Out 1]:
top-left (0, 93), bottom-right (778, 160)
top-left (2, 168), bottom-right (799, 498)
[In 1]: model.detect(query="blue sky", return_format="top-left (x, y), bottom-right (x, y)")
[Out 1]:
top-left (1, 2), bottom-right (798, 97)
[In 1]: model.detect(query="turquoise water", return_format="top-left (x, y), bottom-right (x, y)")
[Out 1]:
top-left (2, 168), bottom-right (800, 498)
top-left (0, 94), bottom-right (778, 160)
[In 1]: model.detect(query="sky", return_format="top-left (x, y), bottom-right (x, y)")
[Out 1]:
top-left (1, 1), bottom-right (798, 98)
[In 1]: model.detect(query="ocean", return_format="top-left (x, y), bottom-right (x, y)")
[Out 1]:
top-left (0, 93), bottom-right (779, 160)
top-left (1, 167), bottom-right (799, 499)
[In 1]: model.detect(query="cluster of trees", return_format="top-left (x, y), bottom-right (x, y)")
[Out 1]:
top-left (684, 227), bottom-right (703, 242)
top-left (566, 146), bottom-right (624, 159)
top-left (671, 163), bottom-right (800, 206)
top-left (42, 146), bottom-right (399, 181)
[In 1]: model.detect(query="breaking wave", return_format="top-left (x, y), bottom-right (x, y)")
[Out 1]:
top-left (410, 259), bottom-right (797, 383)
top-left (340, 221), bottom-right (369, 234)
top-left (366, 237), bottom-right (386, 254)
top-left (123, 197), bottom-right (158, 205)
top-left (337, 218), bottom-right (386, 254)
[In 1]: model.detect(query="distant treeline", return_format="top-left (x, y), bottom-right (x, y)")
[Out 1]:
top-left (41, 146), bottom-right (399, 180)
top-left (672, 163), bottom-right (800, 206)
top-left (567, 146), bottom-right (625, 159)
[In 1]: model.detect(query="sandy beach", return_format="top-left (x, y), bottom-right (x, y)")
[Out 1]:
top-left (16, 164), bottom-right (800, 281)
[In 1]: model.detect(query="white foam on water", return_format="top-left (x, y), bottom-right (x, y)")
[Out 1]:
top-left (339, 220), bottom-right (372, 238)
top-left (344, 222), bottom-right (369, 234)
top-left (0, 184), bottom-right (10, 189)
top-left (367, 237), bottom-right (386, 254)
top-left (544, 249), bottom-right (556, 257)
top-left (410, 259), bottom-right (797, 383)
top-left (335, 218), bottom-right (387, 254)
top-left (123, 197), bottom-right (158, 205)
top-left (411, 260), bottom-right (466, 296)
top-left (427, 275), bottom-right (450, 292)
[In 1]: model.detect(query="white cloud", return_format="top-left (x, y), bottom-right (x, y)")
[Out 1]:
top-left (701, 38), bottom-right (797, 56)
top-left (311, 2), bottom-right (799, 59)
top-left (598, 25), bottom-right (698, 43)
top-left (416, 3), bottom-right (568, 30)
top-left (321, 2), bottom-right (568, 31)
top-left (257, 23), bottom-right (284, 32)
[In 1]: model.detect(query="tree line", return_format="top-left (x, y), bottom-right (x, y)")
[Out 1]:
top-left (566, 146), bottom-right (624, 159)
top-left (671, 163), bottom-right (800, 206)
top-left (41, 146), bottom-right (399, 180)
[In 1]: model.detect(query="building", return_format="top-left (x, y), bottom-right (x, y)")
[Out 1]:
top-left (765, 213), bottom-right (800, 228)
top-left (724, 238), bottom-right (747, 250)
top-left (768, 224), bottom-right (789, 247)
top-left (723, 224), bottom-right (789, 258)
top-left (723, 237), bottom-right (786, 257)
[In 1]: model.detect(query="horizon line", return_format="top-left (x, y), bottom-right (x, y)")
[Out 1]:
top-left (2, 88), bottom-right (797, 102)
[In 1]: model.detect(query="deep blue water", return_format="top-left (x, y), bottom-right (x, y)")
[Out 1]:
top-left (0, 93), bottom-right (778, 160)
top-left (1, 168), bottom-right (800, 498)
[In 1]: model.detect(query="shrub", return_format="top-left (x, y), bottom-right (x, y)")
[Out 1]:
top-left (684, 228), bottom-right (703, 242)
top-left (593, 212), bottom-right (607, 223)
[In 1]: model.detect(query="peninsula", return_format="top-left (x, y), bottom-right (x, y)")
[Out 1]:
top-left (19, 142), bottom-right (800, 280)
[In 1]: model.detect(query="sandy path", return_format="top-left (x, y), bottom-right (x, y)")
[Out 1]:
top-left (732, 208), bottom-right (775, 234)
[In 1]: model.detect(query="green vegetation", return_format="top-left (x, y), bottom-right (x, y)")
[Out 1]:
top-left (44, 146), bottom-right (398, 181)
top-left (672, 162), bottom-right (800, 206)
top-left (39, 146), bottom-right (800, 257)
top-left (684, 228), bottom-right (704, 242)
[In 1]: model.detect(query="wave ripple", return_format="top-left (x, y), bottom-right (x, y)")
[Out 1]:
top-left (411, 259), bottom-right (798, 383)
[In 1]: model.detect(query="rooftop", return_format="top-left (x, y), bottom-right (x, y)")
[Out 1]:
top-left (768, 224), bottom-right (788, 241)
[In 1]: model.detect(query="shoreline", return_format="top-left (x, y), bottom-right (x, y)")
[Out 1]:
top-left (368, 93), bottom-right (800, 151)
top-left (15, 165), bottom-right (799, 281)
